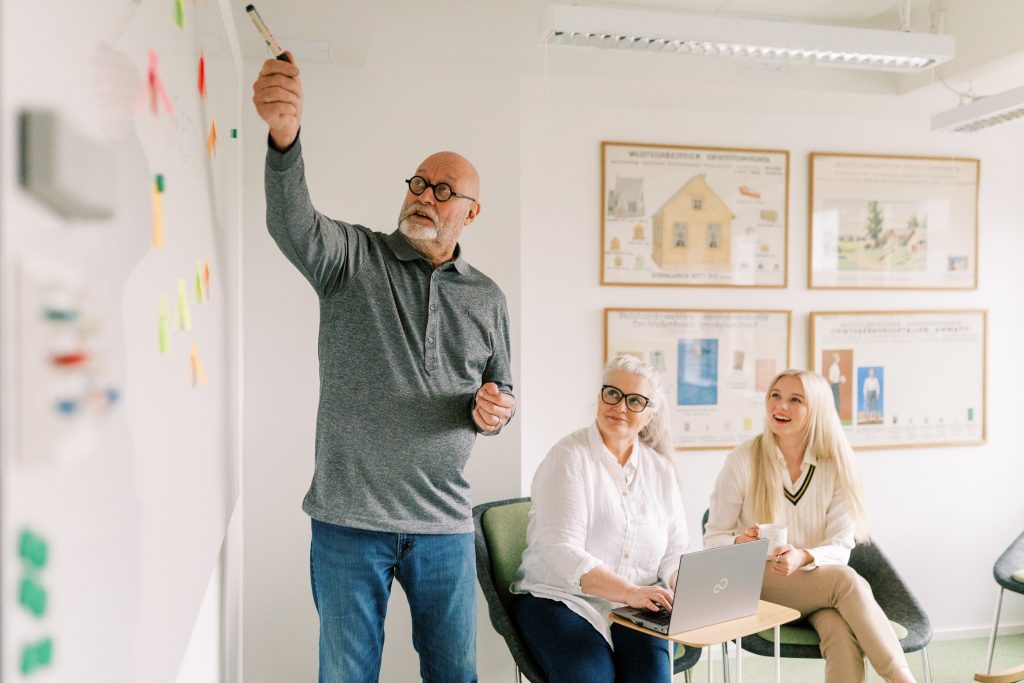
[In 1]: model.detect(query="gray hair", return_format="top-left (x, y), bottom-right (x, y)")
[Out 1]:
top-left (602, 355), bottom-right (673, 458)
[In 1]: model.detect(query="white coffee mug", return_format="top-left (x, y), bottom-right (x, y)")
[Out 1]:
top-left (757, 523), bottom-right (788, 558)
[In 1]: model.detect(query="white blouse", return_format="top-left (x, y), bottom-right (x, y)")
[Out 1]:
top-left (512, 422), bottom-right (690, 644)
top-left (703, 438), bottom-right (856, 569)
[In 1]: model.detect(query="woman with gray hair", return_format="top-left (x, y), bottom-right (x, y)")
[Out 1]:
top-left (512, 355), bottom-right (689, 682)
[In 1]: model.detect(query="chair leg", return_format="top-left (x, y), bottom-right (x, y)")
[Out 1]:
top-left (514, 663), bottom-right (521, 683)
top-left (685, 669), bottom-right (693, 683)
top-left (922, 646), bottom-right (932, 683)
top-left (986, 587), bottom-right (1005, 674)
top-left (721, 642), bottom-right (730, 683)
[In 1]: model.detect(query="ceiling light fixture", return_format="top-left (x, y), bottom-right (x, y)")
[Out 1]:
top-left (542, 4), bottom-right (955, 73)
top-left (931, 84), bottom-right (1024, 132)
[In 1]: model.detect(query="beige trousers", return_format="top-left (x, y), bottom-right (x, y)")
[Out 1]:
top-left (760, 564), bottom-right (908, 682)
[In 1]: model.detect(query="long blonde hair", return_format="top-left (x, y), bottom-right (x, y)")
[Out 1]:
top-left (603, 355), bottom-right (673, 458)
top-left (749, 369), bottom-right (870, 543)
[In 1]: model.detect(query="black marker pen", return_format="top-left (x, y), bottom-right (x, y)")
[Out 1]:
top-left (246, 4), bottom-right (290, 62)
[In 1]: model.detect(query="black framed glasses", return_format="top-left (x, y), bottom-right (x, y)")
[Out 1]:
top-left (405, 176), bottom-right (476, 203)
top-left (600, 385), bottom-right (651, 413)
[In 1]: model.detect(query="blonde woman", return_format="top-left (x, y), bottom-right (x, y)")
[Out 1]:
top-left (513, 356), bottom-right (689, 683)
top-left (704, 369), bottom-right (915, 683)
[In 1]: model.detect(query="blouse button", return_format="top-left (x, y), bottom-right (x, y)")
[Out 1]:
top-left (624, 553), bottom-right (630, 559)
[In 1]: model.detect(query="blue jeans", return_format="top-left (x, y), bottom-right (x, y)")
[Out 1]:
top-left (515, 594), bottom-right (669, 683)
top-left (310, 519), bottom-right (477, 683)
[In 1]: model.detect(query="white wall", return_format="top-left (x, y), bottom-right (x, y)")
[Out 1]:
top-left (520, 76), bottom-right (1024, 645)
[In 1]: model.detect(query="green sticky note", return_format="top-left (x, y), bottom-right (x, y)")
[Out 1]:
top-left (230, 128), bottom-right (238, 139)
top-left (196, 262), bottom-right (203, 303)
top-left (18, 529), bottom-right (47, 569)
top-left (19, 576), bottom-right (47, 617)
top-left (20, 638), bottom-right (53, 675)
top-left (968, 407), bottom-right (974, 421)
top-left (174, 0), bottom-right (184, 28)
top-left (155, 174), bottom-right (165, 193)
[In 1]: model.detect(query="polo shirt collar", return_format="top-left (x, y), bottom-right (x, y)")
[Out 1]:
top-left (384, 230), bottom-right (470, 275)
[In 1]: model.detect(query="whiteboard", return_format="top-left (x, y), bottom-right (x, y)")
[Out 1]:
top-left (0, 0), bottom-right (243, 681)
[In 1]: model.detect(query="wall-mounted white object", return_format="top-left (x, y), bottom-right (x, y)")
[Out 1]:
top-left (18, 110), bottom-right (115, 219)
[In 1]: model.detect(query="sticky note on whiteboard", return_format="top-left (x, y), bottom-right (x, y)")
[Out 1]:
top-left (18, 110), bottom-right (115, 219)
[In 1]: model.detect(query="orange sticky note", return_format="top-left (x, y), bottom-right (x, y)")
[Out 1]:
top-left (189, 341), bottom-right (208, 387)
top-left (198, 50), bottom-right (206, 98)
top-left (206, 119), bottom-right (217, 158)
top-left (203, 260), bottom-right (211, 301)
top-left (152, 175), bottom-right (165, 249)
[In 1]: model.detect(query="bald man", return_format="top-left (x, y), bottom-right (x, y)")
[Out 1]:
top-left (253, 54), bottom-right (514, 683)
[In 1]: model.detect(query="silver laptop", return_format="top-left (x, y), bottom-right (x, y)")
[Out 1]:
top-left (611, 539), bottom-right (768, 635)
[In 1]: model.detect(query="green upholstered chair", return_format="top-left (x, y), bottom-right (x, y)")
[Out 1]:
top-left (474, 497), bottom-right (702, 682)
top-left (982, 530), bottom-right (1024, 677)
top-left (701, 509), bottom-right (933, 683)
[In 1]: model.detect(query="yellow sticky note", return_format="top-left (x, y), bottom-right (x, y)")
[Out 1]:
top-left (176, 278), bottom-right (192, 331)
top-left (158, 295), bottom-right (170, 354)
top-left (206, 119), bottom-right (217, 158)
top-left (152, 176), bottom-right (165, 249)
top-left (190, 341), bottom-right (208, 387)
top-left (195, 261), bottom-right (203, 303)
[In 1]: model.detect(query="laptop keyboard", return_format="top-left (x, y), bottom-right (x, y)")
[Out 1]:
top-left (620, 606), bottom-right (671, 629)
top-left (643, 608), bottom-right (672, 628)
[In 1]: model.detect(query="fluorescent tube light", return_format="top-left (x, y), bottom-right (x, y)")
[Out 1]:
top-left (542, 4), bottom-right (954, 73)
top-left (932, 85), bottom-right (1024, 132)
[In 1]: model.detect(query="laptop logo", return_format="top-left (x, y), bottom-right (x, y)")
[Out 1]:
top-left (713, 578), bottom-right (728, 594)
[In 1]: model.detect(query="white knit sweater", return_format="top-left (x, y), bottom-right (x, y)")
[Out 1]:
top-left (703, 438), bottom-right (856, 569)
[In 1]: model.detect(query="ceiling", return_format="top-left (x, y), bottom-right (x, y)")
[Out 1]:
top-left (234, 0), bottom-right (941, 64)
top-left (232, 1), bottom-right (1024, 99)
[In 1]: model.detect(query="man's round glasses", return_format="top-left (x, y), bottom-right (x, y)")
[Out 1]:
top-left (405, 176), bottom-right (477, 203)
top-left (601, 385), bottom-right (651, 413)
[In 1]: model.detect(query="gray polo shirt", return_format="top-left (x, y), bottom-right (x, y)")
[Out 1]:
top-left (265, 139), bottom-right (513, 534)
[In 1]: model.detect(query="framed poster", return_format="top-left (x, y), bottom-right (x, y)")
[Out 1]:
top-left (602, 141), bottom-right (789, 287)
top-left (808, 152), bottom-right (979, 289)
top-left (605, 308), bottom-right (791, 450)
top-left (809, 310), bottom-right (987, 449)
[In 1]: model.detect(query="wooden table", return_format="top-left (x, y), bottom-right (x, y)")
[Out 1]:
top-left (610, 600), bottom-right (801, 683)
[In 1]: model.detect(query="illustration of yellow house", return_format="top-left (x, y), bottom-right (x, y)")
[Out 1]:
top-left (651, 175), bottom-right (734, 269)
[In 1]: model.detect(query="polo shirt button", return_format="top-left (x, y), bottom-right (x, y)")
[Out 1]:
top-left (430, 304), bottom-right (436, 311)
top-left (427, 337), bottom-right (434, 344)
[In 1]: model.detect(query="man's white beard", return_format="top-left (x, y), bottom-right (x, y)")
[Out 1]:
top-left (399, 217), bottom-right (439, 241)
top-left (398, 202), bottom-right (464, 244)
